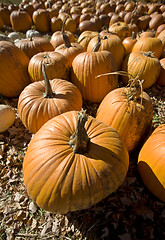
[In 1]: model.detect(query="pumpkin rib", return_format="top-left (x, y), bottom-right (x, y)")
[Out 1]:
top-left (46, 153), bottom-right (76, 210)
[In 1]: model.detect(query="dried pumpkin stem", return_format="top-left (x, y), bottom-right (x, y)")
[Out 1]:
top-left (62, 32), bottom-right (72, 48)
top-left (68, 109), bottom-right (90, 154)
top-left (92, 35), bottom-right (101, 52)
top-left (42, 64), bottom-right (55, 98)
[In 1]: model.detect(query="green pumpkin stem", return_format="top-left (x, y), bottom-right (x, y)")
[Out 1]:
top-left (68, 109), bottom-right (90, 154)
top-left (42, 64), bottom-right (55, 98)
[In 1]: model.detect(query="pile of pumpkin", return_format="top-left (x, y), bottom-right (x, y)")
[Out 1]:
top-left (0, 0), bottom-right (165, 214)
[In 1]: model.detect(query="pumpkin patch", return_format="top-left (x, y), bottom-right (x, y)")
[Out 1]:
top-left (0, 0), bottom-right (165, 238)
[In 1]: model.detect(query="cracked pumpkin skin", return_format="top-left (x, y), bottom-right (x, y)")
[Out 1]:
top-left (23, 110), bottom-right (129, 214)
top-left (96, 87), bottom-right (153, 153)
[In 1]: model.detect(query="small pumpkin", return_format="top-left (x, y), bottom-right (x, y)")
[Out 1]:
top-left (0, 104), bottom-right (15, 133)
top-left (138, 124), bottom-right (165, 202)
top-left (18, 64), bottom-right (82, 133)
top-left (23, 109), bottom-right (129, 213)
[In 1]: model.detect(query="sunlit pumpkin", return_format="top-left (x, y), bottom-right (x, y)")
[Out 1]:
top-left (138, 124), bottom-right (165, 202)
top-left (18, 64), bottom-right (82, 133)
top-left (23, 109), bottom-right (129, 213)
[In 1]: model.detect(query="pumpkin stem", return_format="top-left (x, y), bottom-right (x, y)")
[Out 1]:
top-left (62, 32), bottom-right (72, 48)
top-left (68, 109), bottom-right (90, 154)
top-left (61, 15), bottom-right (69, 33)
top-left (92, 34), bottom-right (101, 52)
top-left (42, 64), bottom-right (55, 98)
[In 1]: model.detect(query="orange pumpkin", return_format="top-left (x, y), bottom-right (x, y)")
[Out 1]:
top-left (138, 124), bottom-right (165, 202)
top-left (96, 85), bottom-right (153, 153)
top-left (55, 32), bottom-right (84, 67)
top-left (121, 51), bottom-right (161, 89)
top-left (87, 34), bottom-right (125, 70)
top-left (0, 41), bottom-right (31, 97)
top-left (23, 109), bottom-right (129, 213)
top-left (109, 21), bottom-right (131, 41)
top-left (10, 9), bottom-right (32, 32)
top-left (70, 44), bottom-right (118, 103)
top-left (15, 36), bottom-right (54, 59)
top-left (132, 36), bottom-right (163, 59)
top-left (28, 51), bottom-right (69, 82)
top-left (18, 64), bottom-right (82, 133)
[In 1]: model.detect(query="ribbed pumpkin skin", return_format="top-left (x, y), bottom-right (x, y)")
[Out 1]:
top-left (70, 51), bottom-right (118, 103)
top-left (132, 37), bottom-right (163, 59)
top-left (23, 111), bottom-right (129, 214)
top-left (55, 42), bottom-right (84, 67)
top-left (28, 51), bottom-right (69, 82)
top-left (121, 51), bottom-right (161, 89)
top-left (18, 79), bottom-right (83, 133)
top-left (87, 34), bottom-right (125, 70)
top-left (96, 87), bottom-right (153, 153)
top-left (138, 124), bottom-right (165, 202)
top-left (15, 37), bottom-right (54, 59)
top-left (0, 41), bottom-right (31, 97)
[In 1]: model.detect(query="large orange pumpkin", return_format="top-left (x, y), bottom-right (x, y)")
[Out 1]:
top-left (23, 109), bottom-right (129, 213)
top-left (138, 124), bottom-right (165, 202)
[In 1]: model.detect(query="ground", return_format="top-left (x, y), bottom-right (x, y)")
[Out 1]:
top-left (0, 83), bottom-right (165, 240)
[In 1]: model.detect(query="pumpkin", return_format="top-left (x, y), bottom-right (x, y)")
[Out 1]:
top-left (28, 51), bottom-right (69, 82)
top-left (156, 58), bottom-right (165, 86)
top-left (18, 64), bottom-right (82, 133)
top-left (122, 32), bottom-right (137, 56)
top-left (77, 30), bottom-right (99, 51)
top-left (26, 29), bottom-right (41, 38)
top-left (0, 104), bottom-right (15, 133)
top-left (132, 36), bottom-right (163, 59)
top-left (96, 83), bottom-right (153, 153)
top-left (10, 9), bottom-right (32, 32)
top-left (50, 29), bottom-right (75, 49)
top-left (157, 29), bottom-right (165, 49)
top-left (87, 34), bottom-right (125, 70)
top-left (23, 109), bottom-right (129, 213)
top-left (55, 32), bottom-right (84, 67)
top-left (50, 17), bottom-right (63, 32)
top-left (0, 3), bottom-right (11, 26)
top-left (121, 51), bottom-right (161, 89)
top-left (109, 21), bottom-right (131, 41)
top-left (32, 8), bottom-right (51, 33)
top-left (70, 39), bottom-right (118, 103)
top-left (15, 36), bottom-right (54, 59)
top-left (138, 124), bottom-right (165, 202)
top-left (0, 41), bottom-right (31, 97)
